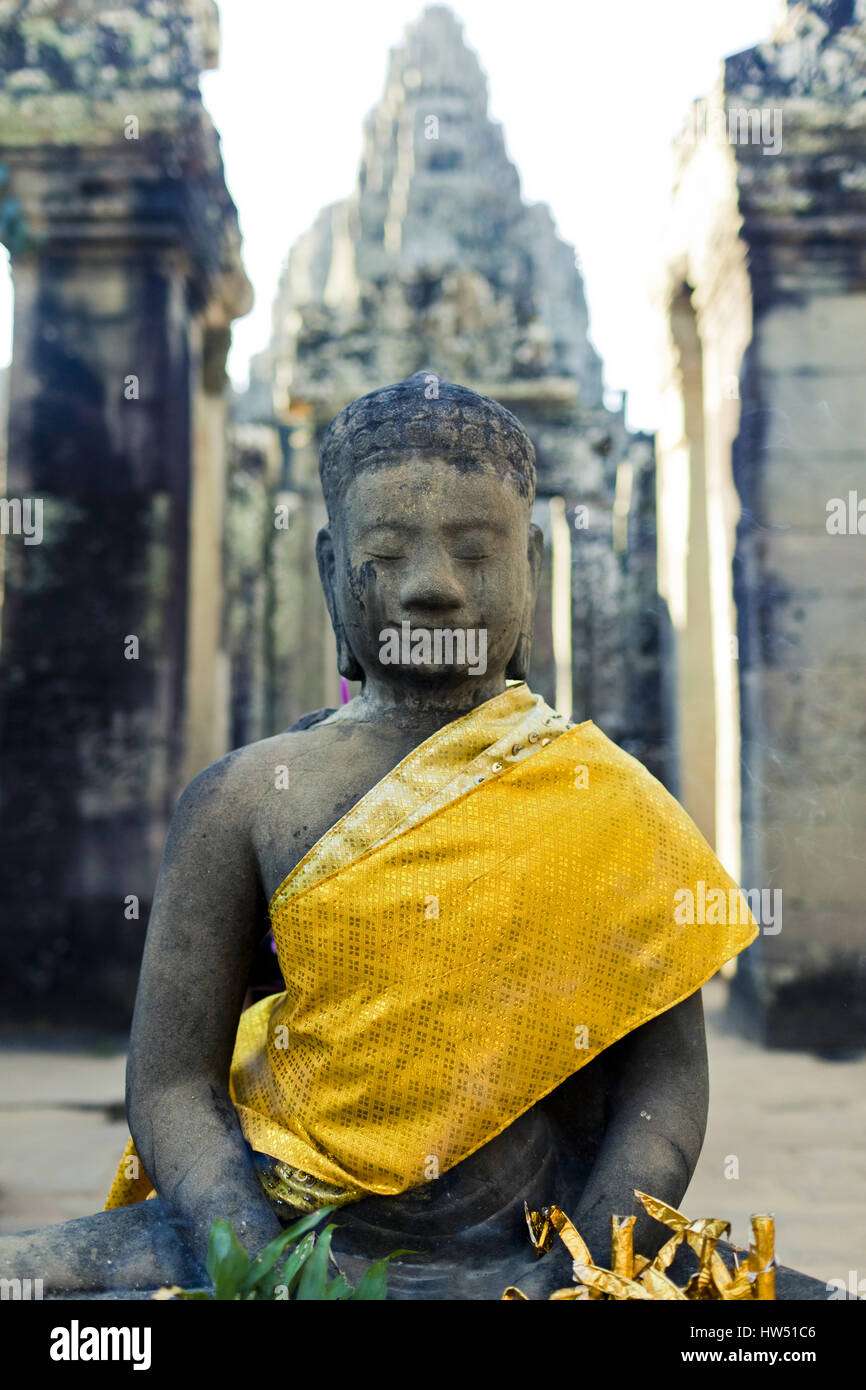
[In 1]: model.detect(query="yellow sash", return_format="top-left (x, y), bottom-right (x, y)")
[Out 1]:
top-left (105, 684), bottom-right (757, 1210)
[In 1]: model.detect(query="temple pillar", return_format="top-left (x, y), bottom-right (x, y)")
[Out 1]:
top-left (658, 1), bottom-right (866, 1046)
top-left (0, 1), bottom-right (251, 1027)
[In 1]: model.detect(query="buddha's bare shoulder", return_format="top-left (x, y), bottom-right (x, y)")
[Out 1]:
top-left (174, 702), bottom-right (425, 845)
top-left (176, 715), bottom-right (351, 818)
top-left (171, 711), bottom-right (411, 897)
top-left (171, 708), bottom-right (398, 846)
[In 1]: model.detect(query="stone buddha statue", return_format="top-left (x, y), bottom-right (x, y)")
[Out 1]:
top-left (1, 373), bottom-right (761, 1300)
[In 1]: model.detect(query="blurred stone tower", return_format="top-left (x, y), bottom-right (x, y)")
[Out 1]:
top-left (235, 4), bottom-right (665, 778)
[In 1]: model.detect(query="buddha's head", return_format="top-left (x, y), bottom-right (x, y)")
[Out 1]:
top-left (316, 372), bottom-right (543, 701)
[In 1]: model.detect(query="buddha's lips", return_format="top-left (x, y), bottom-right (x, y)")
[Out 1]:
top-left (386, 618), bottom-right (477, 631)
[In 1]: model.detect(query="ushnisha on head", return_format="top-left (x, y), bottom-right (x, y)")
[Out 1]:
top-left (316, 371), bottom-right (543, 699)
top-left (319, 372), bottom-right (537, 517)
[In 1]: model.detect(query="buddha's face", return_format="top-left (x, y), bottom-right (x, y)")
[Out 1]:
top-left (318, 455), bottom-right (541, 694)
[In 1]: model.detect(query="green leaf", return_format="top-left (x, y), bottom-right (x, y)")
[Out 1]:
top-left (323, 1274), bottom-right (353, 1300)
top-left (294, 1225), bottom-right (337, 1300)
top-left (206, 1219), bottom-right (252, 1300)
top-left (239, 1207), bottom-right (333, 1297)
top-left (278, 1205), bottom-right (336, 1243)
top-left (348, 1250), bottom-right (414, 1301)
top-left (184, 1213), bottom-right (409, 1301)
top-left (272, 1231), bottom-right (316, 1299)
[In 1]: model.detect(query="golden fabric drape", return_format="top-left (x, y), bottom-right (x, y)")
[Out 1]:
top-left (106, 685), bottom-right (757, 1211)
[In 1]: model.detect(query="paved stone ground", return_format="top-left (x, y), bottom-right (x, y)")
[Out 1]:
top-left (0, 1047), bottom-right (128, 1232)
top-left (1, 980), bottom-right (864, 1288)
top-left (686, 982), bottom-right (866, 1288)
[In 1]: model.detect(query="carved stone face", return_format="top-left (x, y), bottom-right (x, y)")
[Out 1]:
top-left (318, 455), bottom-right (542, 692)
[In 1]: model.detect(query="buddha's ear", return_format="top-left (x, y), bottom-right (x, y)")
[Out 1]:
top-left (506, 523), bottom-right (543, 682)
top-left (316, 525), bottom-right (364, 682)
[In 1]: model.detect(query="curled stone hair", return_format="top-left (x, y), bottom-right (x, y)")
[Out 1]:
top-left (319, 371), bottom-right (537, 519)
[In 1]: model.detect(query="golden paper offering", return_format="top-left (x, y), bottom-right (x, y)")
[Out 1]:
top-left (610, 1214), bottom-right (636, 1280)
top-left (750, 1213), bottom-right (776, 1302)
top-left (503, 1192), bottom-right (776, 1302)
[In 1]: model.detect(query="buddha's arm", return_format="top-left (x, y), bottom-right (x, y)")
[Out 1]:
top-left (126, 755), bottom-right (284, 1272)
top-left (567, 990), bottom-right (709, 1266)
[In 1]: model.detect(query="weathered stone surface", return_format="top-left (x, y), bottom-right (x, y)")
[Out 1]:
top-left (0, 0), bottom-right (251, 1027)
top-left (659, 0), bottom-right (866, 1048)
top-left (223, 425), bottom-right (281, 749)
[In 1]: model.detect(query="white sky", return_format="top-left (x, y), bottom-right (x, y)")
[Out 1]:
top-left (0, 0), bottom-right (782, 430)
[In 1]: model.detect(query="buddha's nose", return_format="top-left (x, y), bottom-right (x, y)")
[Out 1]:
top-left (399, 548), bottom-right (465, 612)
